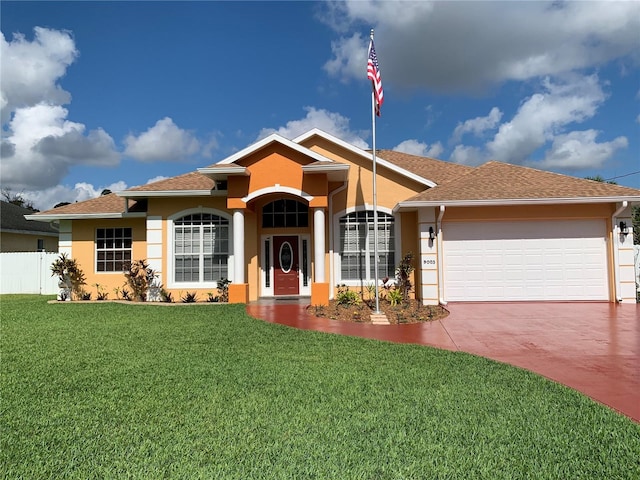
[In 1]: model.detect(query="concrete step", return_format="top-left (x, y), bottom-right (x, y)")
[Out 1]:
top-left (370, 313), bottom-right (390, 325)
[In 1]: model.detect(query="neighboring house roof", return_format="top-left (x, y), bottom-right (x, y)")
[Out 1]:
top-left (1, 201), bottom-right (58, 235)
top-left (398, 161), bottom-right (640, 207)
top-left (375, 150), bottom-right (475, 185)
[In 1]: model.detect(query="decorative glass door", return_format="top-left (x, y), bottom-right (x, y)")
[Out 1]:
top-left (273, 236), bottom-right (299, 295)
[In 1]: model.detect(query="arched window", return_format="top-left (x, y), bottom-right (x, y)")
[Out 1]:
top-left (173, 213), bottom-right (229, 283)
top-left (262, 199), bottom-right (308, 228)
top-left (339, 211), bottom-right (395, 282)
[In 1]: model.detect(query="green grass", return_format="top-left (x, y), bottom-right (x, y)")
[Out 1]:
top-left (1, 295), bottom-right (639, 479)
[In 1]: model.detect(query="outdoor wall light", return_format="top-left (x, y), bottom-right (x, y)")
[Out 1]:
top-left (429, 226), bottom-right (436, 240)
top-left (619, 221), bottom-right (629, 236)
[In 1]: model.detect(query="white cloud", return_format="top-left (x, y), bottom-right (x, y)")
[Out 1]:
top-left (486, 75), bottom-right (606, 163)
top-left (257, 107), bottom-right (369, 149)
top-left (323, 1), bottom-right (640, 92)
top-left (447, 75), bottom-right (627, 170)
top-left (22, 180), bottom-right (128, 212)
top-left (449, 145), bottom-right (485, 166)
top-left (452, 107), bottom-right (502, 142)
top-left (393, 139), bottom-right (443, 158)
top-left (1, 103), bottom-right (120, 190)
top-left (1, 27), bottom-right (78, 123)
top-left (538, 130), bottom-right (628, 170)
top-left (146, 176), bottom-right (170, 185)
top-left (124, 117), bottom-right (201, 162)
top-left (1, 27), bottom-right (121, 193)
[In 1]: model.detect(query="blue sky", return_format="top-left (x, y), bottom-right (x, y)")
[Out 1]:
top-left (2, 1), bottom-right (639, 210)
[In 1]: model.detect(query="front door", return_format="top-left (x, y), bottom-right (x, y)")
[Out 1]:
top-left (273, 236), bottom-right (299, 295)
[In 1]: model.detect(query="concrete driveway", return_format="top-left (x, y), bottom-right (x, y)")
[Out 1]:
top-left (442, 302), bottom-right (639, 423)
top-left (248, 301), bottom-right (639, 422)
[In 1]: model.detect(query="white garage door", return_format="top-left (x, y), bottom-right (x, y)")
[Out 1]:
top-left (443, 219), bottom-right (609, 301)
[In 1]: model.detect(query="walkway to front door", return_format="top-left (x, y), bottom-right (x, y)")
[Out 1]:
top-left (246, 300), bottom-right (640, 423)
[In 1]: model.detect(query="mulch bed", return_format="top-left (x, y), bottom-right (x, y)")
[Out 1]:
top-left (309, 299), bottom-right (449, 325)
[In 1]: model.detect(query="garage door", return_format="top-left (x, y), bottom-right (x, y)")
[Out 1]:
top-left (443, 219), bottom-right (609, 301)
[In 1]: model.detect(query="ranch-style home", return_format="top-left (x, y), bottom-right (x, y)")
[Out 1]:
top-left (28, 129), bottom-right (639, 304)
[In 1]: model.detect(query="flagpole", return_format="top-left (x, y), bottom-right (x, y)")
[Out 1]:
top-left (370, 29), bottom-right (381, 314)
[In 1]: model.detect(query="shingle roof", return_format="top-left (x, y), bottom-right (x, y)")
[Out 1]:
top-left (404, 161), bottom-right (640, 203)
top-left (125, 171), bottom-right (215, 192)
top-left (1, 201), bottom-right (59, 234)
top-left (375, 150), bottom-right (475, 185)
top-left (33, 193), bottom-right (139, 216)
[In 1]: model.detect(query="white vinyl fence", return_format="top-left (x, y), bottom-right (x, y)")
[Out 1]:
top-left (635, 245), bottom-right (640, 294)
top-left (0, 252), bottom-right (59, 294)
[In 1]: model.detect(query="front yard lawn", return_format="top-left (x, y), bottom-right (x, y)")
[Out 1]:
top-left (1, 295), bottom-right (639, 479)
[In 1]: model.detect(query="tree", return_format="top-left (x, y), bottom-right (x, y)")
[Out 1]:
top-left (54, 202), bottom-right (71, 208)
top-left (1, 189), bottom-right (38, 212)
top-left (101, 189), bottom-right (112, 196)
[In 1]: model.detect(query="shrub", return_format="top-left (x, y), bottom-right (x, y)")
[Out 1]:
top-left (336, 285), bottom-right (360, 306)
top-left (387, 288), bottom-right (403, 306)
top-left (123, 259), bottom-right (158, 302)
top-left (396, 252), bottom-right (415, 302)
top-left (206, 292), bottom-right (219, 303)
top-left (93, 283), bottom-right (109, 300)
top-left (160, 289), bottom-right (174, 303)
top-left (217, 278), bottom-right (231, 303)
top-left (181, 291), bottom-right (198, 303)
top-left (50, 253), bottom-right (86, 301)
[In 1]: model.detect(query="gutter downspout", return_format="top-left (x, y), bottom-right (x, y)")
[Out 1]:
top-left (436, 205), bottom-right (447, 306)
top-left (612, 200), bottom-right (628, 302)
top-left (328, 181), bottom-right (348, 299)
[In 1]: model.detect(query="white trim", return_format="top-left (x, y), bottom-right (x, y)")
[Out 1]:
top-left (216, 133), bottom-right (335, 165)
top-left (196, 166), bottom-right (248, 175)
top-left (313, 208), bottom-right (326, 283)
top-left (117, 190), bottom-right (217, 198)
top-left (233, 210), bottom-right (245, 283)
top-left (166, 207), bottom-right (234, 290)
top-left (259, 234), bottom-right (311, 297)
top-left (396, 196), bottom-right (640, 210)
top-left (293, 128), bottom-right (436, 188)
top-left (242, 185), bottom-right (314, 204)
top-left (301, 163), bottom-right (350, 173)
top-left (26, 213), bottom-right (147, 221)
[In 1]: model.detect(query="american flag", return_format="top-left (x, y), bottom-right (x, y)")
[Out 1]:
top-left (367, 39), bottom-right (384, 116)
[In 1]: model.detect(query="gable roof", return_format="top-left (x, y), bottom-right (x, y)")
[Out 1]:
top-left (375, 150), bottom-right (475, 186)
top-left (27, 194), bottom-right (146, 221)
top-left (1, 201), bottom-right (58, 235)
top-left (294, 128), bottom-right (437, 188)
top-left (398, 161), bottom-right (640, 207)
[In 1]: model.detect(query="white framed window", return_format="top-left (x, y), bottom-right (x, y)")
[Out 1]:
top-left (337, 210), bottom-right (395, 284)
top-left (96, 227), bottom-right (132, 272)
top-left (168, 210), bottom-right (231, 288)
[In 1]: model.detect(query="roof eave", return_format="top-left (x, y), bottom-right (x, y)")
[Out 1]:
top-left (25, 212), bottom-right (147, 221)
top-left (117, 189), bottom-right (217, 198)
top-left (395, 196), bottom-right (640, 211)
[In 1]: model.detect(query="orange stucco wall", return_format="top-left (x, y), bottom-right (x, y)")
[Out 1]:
top-left (70, 218), bottom-right (146, 297)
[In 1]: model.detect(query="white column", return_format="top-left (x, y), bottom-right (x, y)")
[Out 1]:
top-left (314, 208), bottom-right (325, 283)
top-left (233, 209), bottom-right (245, 283)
